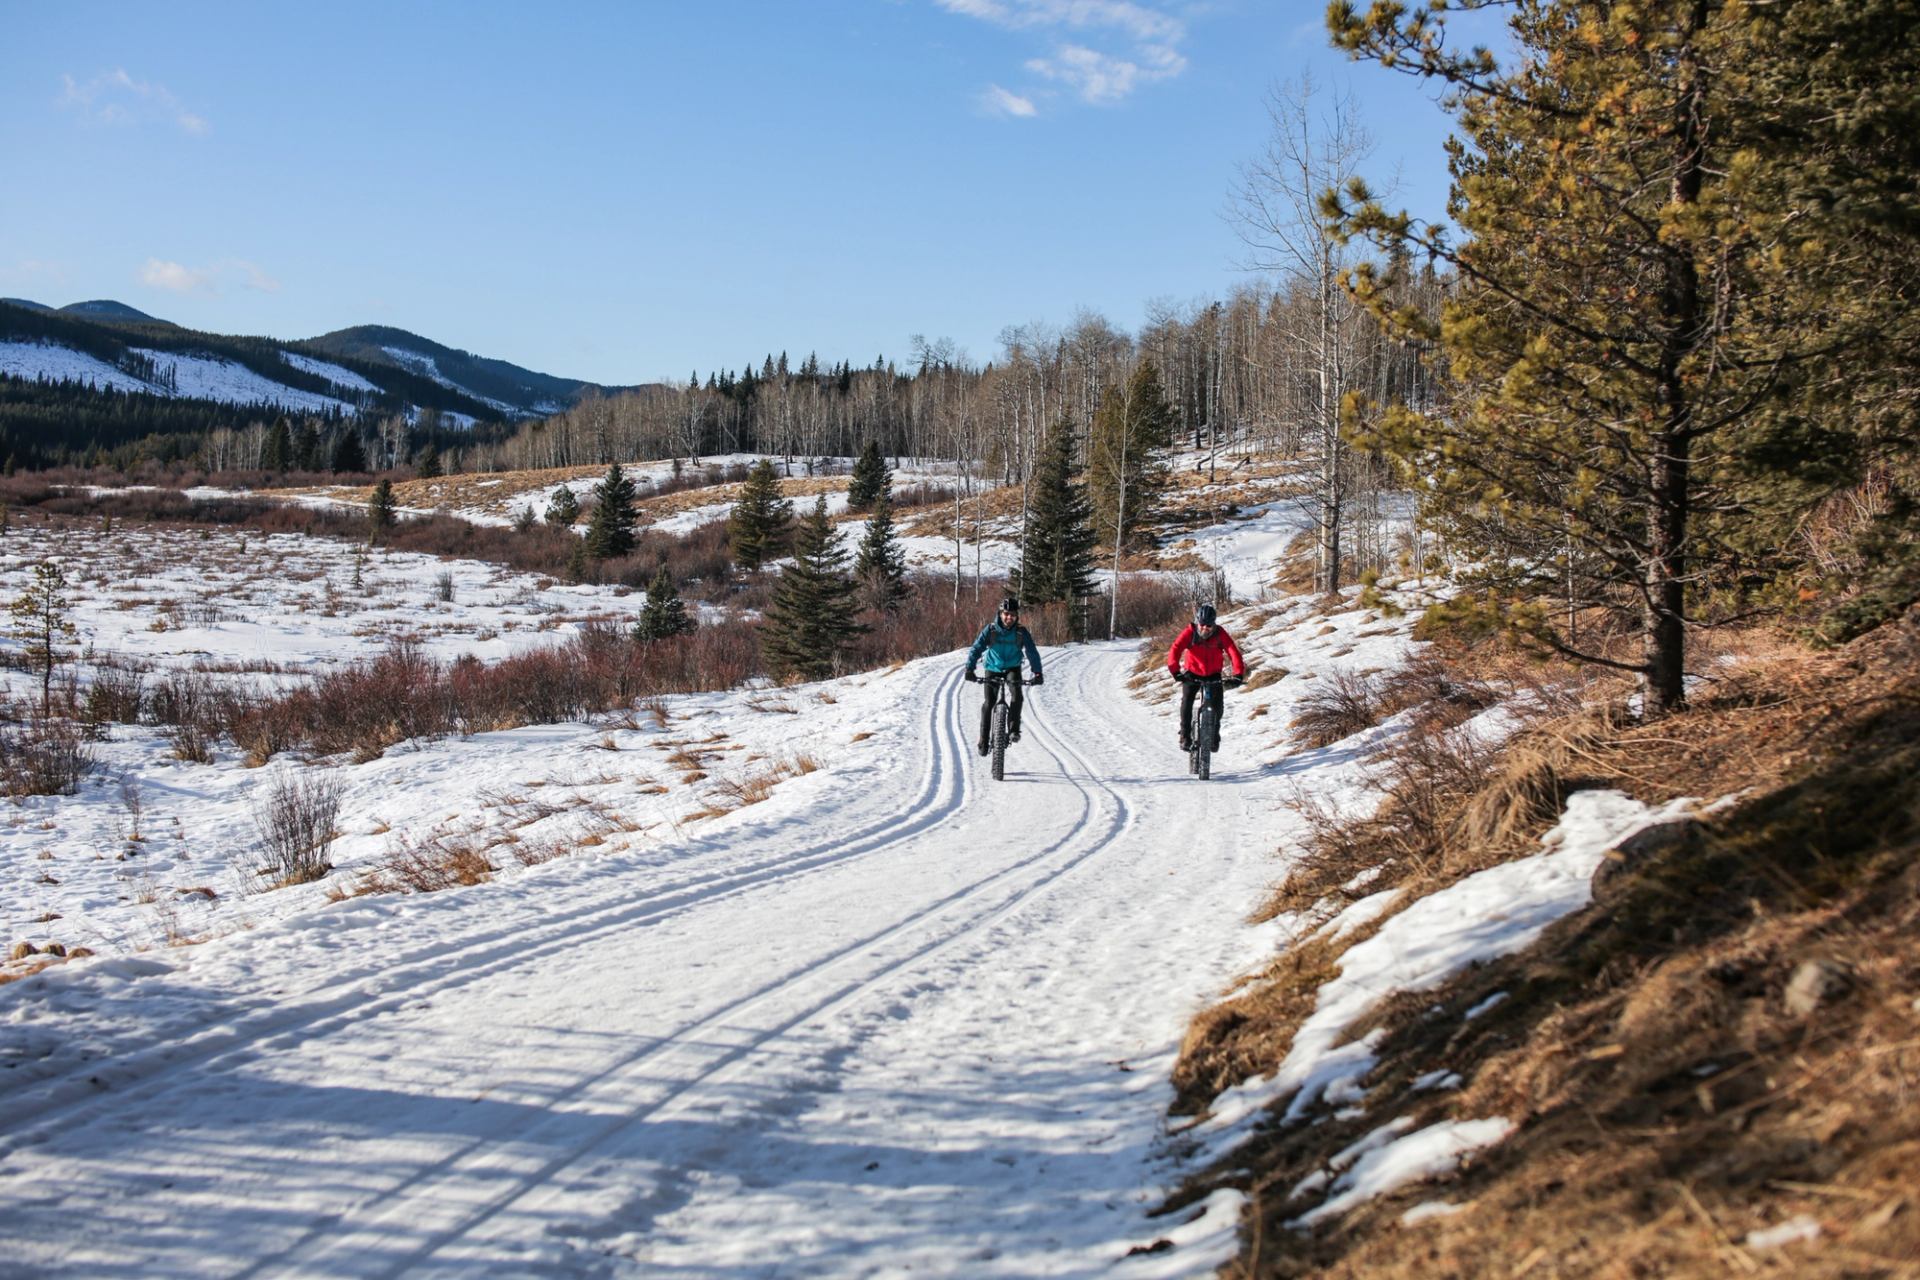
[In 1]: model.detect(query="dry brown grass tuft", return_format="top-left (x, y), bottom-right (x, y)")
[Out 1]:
top-left (687, 753), bottom-right (820, 821)
top-left (355, 831), bottom-right (497, 895)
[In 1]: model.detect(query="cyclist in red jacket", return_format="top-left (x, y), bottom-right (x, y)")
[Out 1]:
top-left (1167, 604), bottom-right (1246, 752)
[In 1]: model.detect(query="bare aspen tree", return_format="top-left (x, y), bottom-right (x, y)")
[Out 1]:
top-left (1233, 75), bottom-right (1378, 594)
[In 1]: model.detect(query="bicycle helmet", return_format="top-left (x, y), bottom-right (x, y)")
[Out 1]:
top-left (1194, 604), bottom-right (1217, 628)
top-left (999, 595), bottom-right (1020, 615)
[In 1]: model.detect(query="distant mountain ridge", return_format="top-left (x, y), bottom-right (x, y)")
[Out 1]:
top-left (0, 299), bottom-right (637, 422)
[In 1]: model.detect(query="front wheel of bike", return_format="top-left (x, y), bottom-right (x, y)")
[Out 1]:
top-left (1195, 704), bottom-right (1215, 780)
top-left (991, 701), bottom-right (1009, 781)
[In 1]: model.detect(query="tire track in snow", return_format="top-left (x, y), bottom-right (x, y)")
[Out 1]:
top-left (0, 663), bottom-right (977, 1142)
top-left (245, 647), bottom-right (1140, 1278)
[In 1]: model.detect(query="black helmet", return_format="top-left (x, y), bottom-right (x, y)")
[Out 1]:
top-left (1194, 604), bottom-right (1217, 627)
top-left (999, 595), bottom-right (1020, 615)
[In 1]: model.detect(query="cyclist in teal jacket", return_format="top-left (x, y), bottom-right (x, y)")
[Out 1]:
top-left (964, 595), bottom-right (1044, 755)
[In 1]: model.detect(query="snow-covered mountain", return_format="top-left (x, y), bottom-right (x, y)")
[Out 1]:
top-left (0, 299), bottom-right (636, 427)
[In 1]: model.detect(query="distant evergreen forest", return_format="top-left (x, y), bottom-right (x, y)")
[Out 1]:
top-left (0, 301), bottom-right (518, 468)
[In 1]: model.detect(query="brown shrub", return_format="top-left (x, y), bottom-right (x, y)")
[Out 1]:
top-left (0, 718), bottom-right (94, 798)
top-left (1290, 669), bottom-right (1387, 749)
top-left (247, 767), bottom-right (343, 888)
top-left (82, 666), bottom-right (147, 727)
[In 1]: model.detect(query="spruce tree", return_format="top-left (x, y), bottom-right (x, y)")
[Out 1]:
top-left (367, 478), bottom-right (396, 541)
top-left (263, 418), bottom-right (293, 473)
top-left (727, 458), bottom-right (792, 572)
top-left (544, 484), bottom-right (580, 528)
top-left (1017, 416), bottom-right (1100, 624)
top-left (762, 496), bottom-right (863, 681)
top-left (853, 493), bottom-right (910, 616)
top-left (331, 430), bottom-right (367, 474)
top-left (846, 441), bottom-right (890, 512)
top-left (416, 443), bottom-right (442, 480)
top-left (635, 565), bottom-right (696, 642)
top-left (10, 559), bottom-right (77, 714)
top-left (584, 462), bottom-right (638, 560)
top-left (1088, 362), bottom-right (1175, 555)
top-left (294, 423), bottom-right (321, 472)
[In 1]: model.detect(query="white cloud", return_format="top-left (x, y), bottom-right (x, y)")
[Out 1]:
top-left (933, 0), bottom-right (1189, 107)
top-left (980, 84), bottom-right (1039, 118)
top-left (139, 259), bottom-right (280, 296)
top-left (61, 69), bottom-right (209, 135)
top-left (140, 259), bottom-right (214, 294)
top-left (1026, 41), bottom-right (1185, 105)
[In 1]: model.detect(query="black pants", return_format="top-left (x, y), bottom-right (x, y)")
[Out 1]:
top-left (979, 671), bottom-right (1024, 745)
top-left (1179, 679), bottom-right (1223, 746)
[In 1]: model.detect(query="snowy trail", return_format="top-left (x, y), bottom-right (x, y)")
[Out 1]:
top-left (0, 644), bottom-right (1285, 1277)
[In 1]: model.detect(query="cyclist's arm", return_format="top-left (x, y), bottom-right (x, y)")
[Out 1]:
top-left (1167, 623), bottom-right (1194, 675)
top-left (1019, 627), bottom-right (1043, 677)
top-left (1223, 629), bottom-right (1248, 678)
top-left (965, 625), bottom-right (991, 673)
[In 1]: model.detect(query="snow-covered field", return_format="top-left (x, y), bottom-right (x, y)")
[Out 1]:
top-left (0, 477), bottom-right (1677, 1273)
top-left (0, 521), bottom-right (658, 678)
top-left (0, 533), bottom-right (1393, 1272)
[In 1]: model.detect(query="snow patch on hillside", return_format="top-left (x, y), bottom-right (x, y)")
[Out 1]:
top-left (280, 351), bottom-right (380, 395)
top-left (381, 345), bottom-right (519, 415)
top-left (0, 340), bottom-right (153, 393)
top-left (131, 348), bottom-right (357, 415)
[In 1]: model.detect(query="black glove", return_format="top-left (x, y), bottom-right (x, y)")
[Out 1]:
top-left (1171, 671), bottom-right (1190, 685)
top-left (1225, 675), bottom-right (1245, 689)
top-left (1028, 672), bottom-right (1044, 686)
top-left (963, 670), bottom-right (980, 683)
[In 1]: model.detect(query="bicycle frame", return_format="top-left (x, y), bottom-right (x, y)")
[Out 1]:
top-left (981, 671), bottom-right (1024, 781)
top-left (1184, 674), bottom-right (1225, 780)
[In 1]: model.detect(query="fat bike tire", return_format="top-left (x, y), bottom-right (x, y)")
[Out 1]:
top-left (1196, 705), bottom-right (1215, 780)
top-left (991, 703), bottom-right (1008, 781)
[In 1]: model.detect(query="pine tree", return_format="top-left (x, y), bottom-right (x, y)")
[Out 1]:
top-left (1088, 361), bottom-right (1175, 555)
top-left (416, 443), bottom-right (442, 480)
top-left (727, 458), bottom-right (792, 572)
top-left (1017, 416), bottom-right (1100, 627)
top-left (512, 505), bottom-right (536, 534)
top-left (762, 496), bottom-right (864, 681)
top-left (853, 493), bottom-right (910, 616)
top-left (367, 478), bottom-right (396, 541)
top-left (544, 484), bottom-right (580, 528)
top-left (584, 462), bottom-right (638, 560)
top-left (331, 430), bottom-right (367, 473)
top-left (10, 559), bottom-right (77, 714)
top-left (1325, 0), bottom-right (1809, 710)
top-left (635, 565), bottom-right (696, 642)
top-left (846, 441), bottom-right (890, 512)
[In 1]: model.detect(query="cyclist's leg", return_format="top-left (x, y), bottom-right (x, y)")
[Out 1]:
top-left (1009, 671), bottom-right (1025, 739)
top-left (1178, 680), bottom-right (1197, 749)
top-left (1208, 681), bottom-right (1224, 750)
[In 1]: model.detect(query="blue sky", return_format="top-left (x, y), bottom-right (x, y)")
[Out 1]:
top-left (1, 1), bottom-right (1470, 385)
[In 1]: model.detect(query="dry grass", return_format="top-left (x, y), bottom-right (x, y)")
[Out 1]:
top-left (1170, 610), bottom-right (1920, 1277)
top-left (685, 752), bottom-right (821, 821)
top-left (353, 831), bottom-right (498, 895)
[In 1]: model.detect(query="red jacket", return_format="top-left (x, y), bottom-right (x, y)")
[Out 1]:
top-left (1168, 623), bottom-right (1246, 679)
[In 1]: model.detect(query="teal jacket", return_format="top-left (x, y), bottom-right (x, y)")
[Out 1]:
top-left (967, 621), bottom-right (1042, 676)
